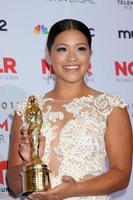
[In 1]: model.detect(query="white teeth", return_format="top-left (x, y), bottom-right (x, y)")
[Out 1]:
top-left (64, 66), bottom-right (79, 69)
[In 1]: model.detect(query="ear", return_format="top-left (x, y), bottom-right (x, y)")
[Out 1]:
top-left (45, 50), bottom-right (52, 65)
top-left (90, 49), bottom-right (93, 56)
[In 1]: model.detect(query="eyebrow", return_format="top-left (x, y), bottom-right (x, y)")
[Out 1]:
top-left (54, 43), bottom-right (89, 48)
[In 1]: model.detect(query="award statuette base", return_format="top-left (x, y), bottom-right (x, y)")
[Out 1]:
top-left (21, 163), bottom-right (51, 197)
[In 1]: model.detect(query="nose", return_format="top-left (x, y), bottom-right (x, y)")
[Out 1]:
top-left (67, 49), bottom-right (77, 62)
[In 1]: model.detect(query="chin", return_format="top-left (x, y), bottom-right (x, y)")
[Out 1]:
top-left (64, 77), bottom-right (83, 84)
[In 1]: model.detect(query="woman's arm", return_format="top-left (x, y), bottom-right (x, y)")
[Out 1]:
top-left (6, 113), bottom-right (24, 197)
top-left (7, 112), bottom-right (45, 197)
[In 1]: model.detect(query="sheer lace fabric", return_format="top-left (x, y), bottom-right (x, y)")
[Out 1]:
top-left (15, 93), bottom-right (127, 200)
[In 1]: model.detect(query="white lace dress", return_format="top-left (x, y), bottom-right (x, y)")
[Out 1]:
top-left (15, 93), bottom-right (127, 200)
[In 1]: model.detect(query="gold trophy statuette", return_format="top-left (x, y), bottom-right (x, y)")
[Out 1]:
top-left (21, 95), bottom-right (51, 197)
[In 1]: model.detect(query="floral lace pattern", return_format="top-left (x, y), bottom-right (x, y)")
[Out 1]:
top-left (15, 93), bottom-right (127, 200)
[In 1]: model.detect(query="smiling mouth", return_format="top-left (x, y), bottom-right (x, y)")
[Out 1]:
top-left (63, 65), bottom-right (80, 70)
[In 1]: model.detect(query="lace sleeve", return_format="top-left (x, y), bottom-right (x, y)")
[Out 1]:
top-left (14, 98), bottom-right (28, 122)
top-left (94, 93), bottom-right (128, 116)
top-left (14, 94), bottom-right (43, 123)
top-left (106, 93), bottom-right (128, 108)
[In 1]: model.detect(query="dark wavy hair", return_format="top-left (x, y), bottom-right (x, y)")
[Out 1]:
top-left (47, 19), bottom-right (92, 51)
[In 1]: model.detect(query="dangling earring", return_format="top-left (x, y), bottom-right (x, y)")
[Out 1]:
top-left (85, 63), bottom-right (93, 82)
top-left (87, 63), bottom-right (92, 77)
top-left (47, 64), bottom-right (56, 84)
top-left (45, 50), bottom-right (52, 83)
top-left (47, 64), bottom-right (52, 84)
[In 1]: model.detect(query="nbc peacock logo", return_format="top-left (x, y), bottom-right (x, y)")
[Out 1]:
top-left (34, 24), bottom-right (48, 35)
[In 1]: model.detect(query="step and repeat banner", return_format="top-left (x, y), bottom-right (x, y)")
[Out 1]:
top-left (0, 0), bottom-right (133, 199)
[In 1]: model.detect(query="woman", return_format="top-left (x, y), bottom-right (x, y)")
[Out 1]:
top-left (7, 19), bottom-right (132, 200)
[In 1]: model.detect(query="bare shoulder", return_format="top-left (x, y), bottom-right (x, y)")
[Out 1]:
top-left (107, 106), bottom-right (131, 127)
top-left (107, 106), bottom-right (132, 147)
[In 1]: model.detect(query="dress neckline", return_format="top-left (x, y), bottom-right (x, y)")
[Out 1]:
top-left (42, 92), bottom-right (104, 103)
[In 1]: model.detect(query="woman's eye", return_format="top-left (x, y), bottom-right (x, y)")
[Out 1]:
top-left (77, 46), bottom-right (87, 52)
top-left (56, 47), bottom-right (67, 52)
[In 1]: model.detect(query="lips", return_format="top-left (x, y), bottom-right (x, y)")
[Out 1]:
top-left (63, 65), bottom-right (80, 70)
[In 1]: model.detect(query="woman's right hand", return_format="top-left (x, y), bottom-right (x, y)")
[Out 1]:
top-left (18, 126), bottom-right (32, 162)
top-left (19, 126), bottom-right (45, 163)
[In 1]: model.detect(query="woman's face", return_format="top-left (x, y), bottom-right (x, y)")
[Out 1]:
top-left (48, 29), bottom-right (91, 84)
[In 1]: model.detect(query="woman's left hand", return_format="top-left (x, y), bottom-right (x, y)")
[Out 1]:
top-left (28, 175), bottom-right (78, 200)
